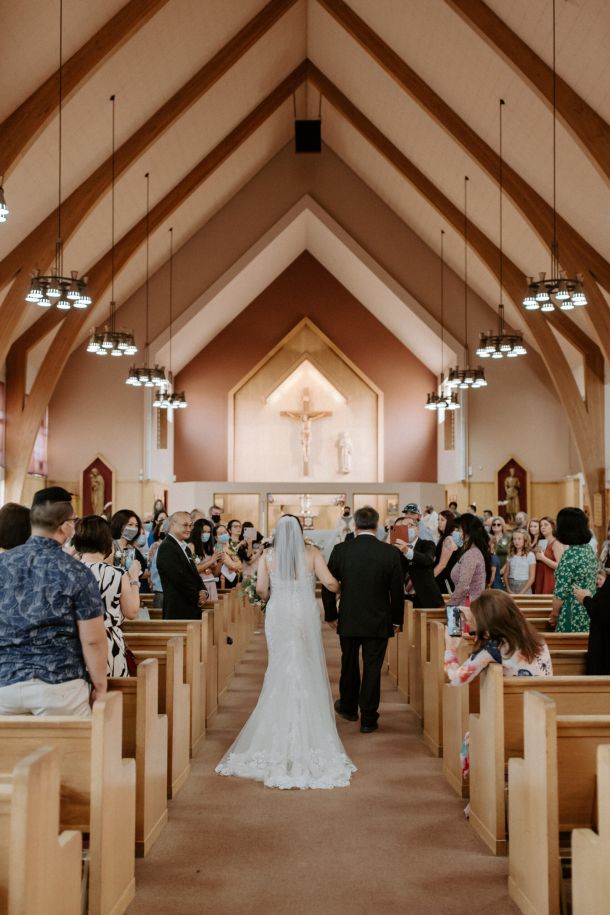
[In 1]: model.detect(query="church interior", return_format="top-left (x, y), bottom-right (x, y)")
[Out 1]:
top-left (1, 0), bottom-right (610, 913)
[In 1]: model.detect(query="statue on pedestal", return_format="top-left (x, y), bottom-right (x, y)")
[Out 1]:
top-left (337, 432), bottom-right (352, 474)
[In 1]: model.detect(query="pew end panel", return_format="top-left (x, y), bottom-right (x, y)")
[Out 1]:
top-left (0, 746), bottom-right (81, 915)
top-left (468, 665), bottom-right (508, 856)
top-left (572, 744), bottom-right (610, 915)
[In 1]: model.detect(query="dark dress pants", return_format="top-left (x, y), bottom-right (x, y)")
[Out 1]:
top-left (339, 635), bottom-right (388, 725)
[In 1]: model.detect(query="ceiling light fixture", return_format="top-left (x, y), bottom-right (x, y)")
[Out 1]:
top-left (153, 228), bottom-right (187, 409)
top-left (425, 229), bottom-right (460, 412)
top-left (477, 99), bottom-right (526, 360)
top-left (125, 173), bottom-right (167, 389)
top-left (25, 0), bottom-right (91, 310)
top-left (87, 96), bottom-right (137, 358)
top-left (446, 177), bottom-right (487, 391)
top-left (522, 0), bottom-right (587, 312)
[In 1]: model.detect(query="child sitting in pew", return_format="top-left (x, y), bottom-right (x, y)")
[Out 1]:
top-left (444, 590), bottom-right (553, 685)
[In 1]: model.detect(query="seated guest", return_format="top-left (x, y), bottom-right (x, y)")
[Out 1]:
top-left (550, 507), bottom-right (598, 632)
top-left (74, 515), bottom-right (141, 677)
top-left (0, 487), bottom-right (106, 716)
top-left (0, 502), bottom-right (31, 551)
top-left (394, 518), bottom-right (444, 607)
top-left (157, 512), bottom-right (209, 619)
top-left (574, 569), bottom-right (610, 675)
top-left (444, 589), bottom-right (553, 684)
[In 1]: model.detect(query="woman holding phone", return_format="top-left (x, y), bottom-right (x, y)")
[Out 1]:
top-left (238, 521), bottom-right (263, 577)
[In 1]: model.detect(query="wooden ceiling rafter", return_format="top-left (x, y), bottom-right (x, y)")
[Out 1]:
top-left (308, 62), bottom-right (604, 509)
top-left (0, 0), bottom-right (299, 367)
top-left (4, 62), bottom-right (309, 501)
top-left (445, 0), bottom-right (610, 185)
top-left (316, 0), bottom-right (610, 363)
top-left (0, 0), bottom-right (170, 176)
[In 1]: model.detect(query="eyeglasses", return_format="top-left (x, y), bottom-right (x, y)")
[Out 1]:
top-left (491, 522), bottom-right (503, 527)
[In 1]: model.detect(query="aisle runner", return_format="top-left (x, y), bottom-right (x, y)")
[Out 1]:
top-left (127, 622), bottom-right (517, 915)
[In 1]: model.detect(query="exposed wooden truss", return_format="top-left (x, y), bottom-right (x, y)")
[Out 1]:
top-left (316, 0), bottom-right (610, 363)
top-left (446, 0), bottom-right (610, 186)
top-left (0, 0), bottom-right (299, 367)
top-left (0, 0), bottom-right (170, 175)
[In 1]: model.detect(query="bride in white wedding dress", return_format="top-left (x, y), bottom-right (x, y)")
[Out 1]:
top-left (215, 514), bottom-right (356, 789)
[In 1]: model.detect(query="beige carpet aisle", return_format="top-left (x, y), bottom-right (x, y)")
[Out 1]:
top-left (127, 619), bottom-right (518, 915)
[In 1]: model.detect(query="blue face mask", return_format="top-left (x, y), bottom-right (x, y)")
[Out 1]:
top-left (201, 533), bottom-right (211, 543)
top-left (144, 522), bottom-right (153, 532)
top-left (217, 533), bottom-right (230, 543)
top-left (452, 531), bottom-right (464, 548)
top-left (407, 527), bottom-right (417, 543)
top-left (135, 533), bottom-right (147, 548)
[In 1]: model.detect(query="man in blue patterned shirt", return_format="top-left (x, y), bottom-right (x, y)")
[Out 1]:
top-left (0, 487), bottom-right (107, 716)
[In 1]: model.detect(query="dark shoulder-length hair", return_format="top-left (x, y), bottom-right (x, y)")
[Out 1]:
top-left (73, 515), bottom-right (113, 557)
top-left (458, 512), bottom-right (492, 581)
top-left (0, 502), bottom-right (31, 549)
top-left (556, 507), bottom-right (592, 546)
top-left (437, 509), bottom-right (456, 548)
top-left (110, 509), bottom-right (142, 540)
top-left (471, 590), bottom-right (544, 663)
top-left (190, 518), bottom-right (214, 558)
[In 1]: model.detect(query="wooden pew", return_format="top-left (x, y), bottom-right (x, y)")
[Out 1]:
top-left (108, 659), bottom-right (168, 856)
top-left (129, 637), bottom-right (190, 799)
top-left (468, 665), bottom-right (610, 855)
top-left (0, 746), bottom-right (81, 915)
top-left (508, 691), bottom-right (610, 915)
top-left (124, 620), bottom-right (205, 755)
top-left (425, 624), bottom-right (587, 759)
top-left (0, 692), bottom-right (135, 915)
top-left (571, 744), bottom-right (610, 915)
top-left (201, 609), bottom-right (218, 722)
top-left (215, 594), bottom-right (234, 698)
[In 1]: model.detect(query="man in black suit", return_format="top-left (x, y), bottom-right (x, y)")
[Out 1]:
top-left (322, 505), bottom-right (405, 733)
top-left (157, 511), bottom-right (208, 620)
top-left (394, 518), bottom-right (445, 608)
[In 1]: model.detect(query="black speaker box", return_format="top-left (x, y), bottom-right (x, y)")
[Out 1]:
top-left (295, 119), bottom-right (322, 153)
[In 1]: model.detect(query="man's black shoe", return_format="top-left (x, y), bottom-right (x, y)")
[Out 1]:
top-left (360, 722), bottom-right (379, 733)
top-left (334, 699), bottom-right (358, 722)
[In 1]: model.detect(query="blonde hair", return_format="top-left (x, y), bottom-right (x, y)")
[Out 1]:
top-left (508, 529), bottom-right (532, 557)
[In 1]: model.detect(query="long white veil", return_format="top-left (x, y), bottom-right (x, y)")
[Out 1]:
top-left (272, 515), bottom-right (308, 581)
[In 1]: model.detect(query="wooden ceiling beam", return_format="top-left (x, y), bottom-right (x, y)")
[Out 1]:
top-left (4, 62), bottom-right (308, 502)
top-left (316, 0), bottom-right (610, 359)
top-left (0, 0), bottom-right (299, 365)
top-left (445, 0), bottom-right (610, 186)
top-left (0, 0), bottom-right (170, 176)
top-left (308, 62), bottom-right (604, 514)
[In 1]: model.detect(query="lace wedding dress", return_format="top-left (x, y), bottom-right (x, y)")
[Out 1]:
top-left (215, 536), bottom-right (356, 790)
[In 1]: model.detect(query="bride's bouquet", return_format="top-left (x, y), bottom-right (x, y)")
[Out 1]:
top-left (242, 574), bottom-right (267, 612)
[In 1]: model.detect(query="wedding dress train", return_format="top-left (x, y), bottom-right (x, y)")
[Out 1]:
top-left (215, 562), bottom-right (356, 789)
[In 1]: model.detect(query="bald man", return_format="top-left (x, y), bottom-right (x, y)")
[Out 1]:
top-left (156, 511), bottom-right (208, 620)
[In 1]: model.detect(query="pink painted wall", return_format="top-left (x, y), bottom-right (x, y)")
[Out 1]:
top-left (174, 252), bottom-right (437, 481)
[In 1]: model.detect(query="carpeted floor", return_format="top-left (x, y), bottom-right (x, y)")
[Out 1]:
top-left (127, 619), bottom-right (518, 915)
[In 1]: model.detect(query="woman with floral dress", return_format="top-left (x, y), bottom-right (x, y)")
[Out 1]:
top-left (551, 507), bottom-right (598, 632)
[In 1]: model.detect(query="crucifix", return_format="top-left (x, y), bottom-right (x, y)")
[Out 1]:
top-left (280, 388), bottom-right (332, 476)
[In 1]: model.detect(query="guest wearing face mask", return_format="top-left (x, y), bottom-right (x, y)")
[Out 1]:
top-left (189, 519), bottom-right (224, 601)
top-left (110, 509), bottom-right (150, 592)
top-left (447, 513), bottom-right (491, 608)
top-left (209, 505), bottom-right (223, 525)
top-left (336, 506), bottom-right (355, 542)
top-left (214, 523), bottom-right (242, 589)
top-left (394, 518), bottom-right (444, 607)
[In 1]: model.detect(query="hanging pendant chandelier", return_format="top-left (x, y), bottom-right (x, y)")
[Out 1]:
top-left (125, 173), bottom-right (167, 390)
top-left (87, 96), bottom-right (137, 357)
top-left (153, 228), bottom-right (188, 410)
top-left (425, 229), bottom-right (460, 412)
top-left (446, 177), bottom-right (487, 391)
top-left (522, 0), bottom-right (587, 313)
top-left (477, 100), bottom-right (526, 361)
top-left (25, 0), bottom-right (91, 310)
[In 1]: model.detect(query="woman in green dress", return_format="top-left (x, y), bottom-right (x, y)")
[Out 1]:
top-left (550, 507), bottom-right (597, 632)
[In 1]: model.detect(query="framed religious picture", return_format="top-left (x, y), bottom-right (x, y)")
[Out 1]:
top-left (82, 456), bottom-right (115, 519)
top-left (497, 458), bottom-right (528, 524)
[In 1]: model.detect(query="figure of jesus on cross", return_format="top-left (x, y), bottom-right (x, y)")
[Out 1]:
top-left (281, 388), bottom-right (332, 476)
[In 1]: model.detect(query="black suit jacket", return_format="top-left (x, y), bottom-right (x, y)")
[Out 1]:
top-left (322, 534), bottom-right (405, 638)
top-left (401, 538), bottom-right (445, 608)
top-left (157, 535), bottom-right (205, 620)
